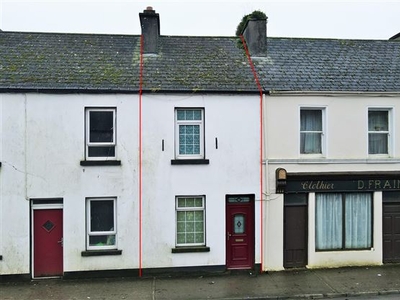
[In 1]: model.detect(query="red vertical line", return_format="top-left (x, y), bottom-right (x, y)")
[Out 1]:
top-left (139, 34), bottom-right (144, 277)
top-left (240, 35), bottom-right (264, 272)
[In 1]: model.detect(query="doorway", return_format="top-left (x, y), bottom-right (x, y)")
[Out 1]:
top-left (284, 193), bottom-right (308, 268)
top-left (226, 195), bottom-right (255, 269)
top-left (32, 203), bottom-right (63, 278)
top-left (383, 203), bottom-right (400, 263)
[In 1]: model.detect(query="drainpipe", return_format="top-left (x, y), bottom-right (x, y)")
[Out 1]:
top-left (138, 34), bottom-right (144, 277)
top-left (240, 35), bottom-right (264, 273)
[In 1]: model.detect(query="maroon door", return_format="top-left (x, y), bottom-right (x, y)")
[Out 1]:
top-left (33, 209), bottom-right (63, 277)
top-left (226, 196), bottom-right (254, 269)
top-left (383, 203), bottom-right (400, 263)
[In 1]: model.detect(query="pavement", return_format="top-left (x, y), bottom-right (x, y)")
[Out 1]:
top-left (1, 265), bottom-right (400, 300)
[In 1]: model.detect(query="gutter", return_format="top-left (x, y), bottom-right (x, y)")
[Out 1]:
top-left (268, 90), bottom-right (400, 96)
top-left (0, 88), bottom-right (260, 95)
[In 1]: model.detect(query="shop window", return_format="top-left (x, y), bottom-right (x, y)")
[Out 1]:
top-left (86, 198), bottom-right (117, 250)
top-left (315, 193), bottom-right (372, 250)
top-left (300, 108), bottom-right (325, 155)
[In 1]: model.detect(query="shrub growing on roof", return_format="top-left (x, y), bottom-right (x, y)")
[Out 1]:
top-left (235, 10), bottom-right (267, 36)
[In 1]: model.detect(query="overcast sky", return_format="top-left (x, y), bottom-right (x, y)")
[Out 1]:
top-left (1, 0), bottom-right (400, 40)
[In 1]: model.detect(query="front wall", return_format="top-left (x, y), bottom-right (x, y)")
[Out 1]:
top-left (142, 94), bottom-right (260, 268)
top-left (1, 94), bottom-right (30, 274)
top-left (0, 92), bottom-right (260, 276)
top-left (1, 93), bottom-right (140, 275)
top-left (266, 95), bottom-right (400, 159)
top-left (264, 94), bottom-right (400, 271)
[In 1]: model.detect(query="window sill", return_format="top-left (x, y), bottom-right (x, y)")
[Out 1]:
top-left (172, 246), bottom-right (210, 253)
top-left (81, 249), bottom-right (122, 257)
top-left (80, 160), bottom-right (121, 166)
top-left (171, 159), bottom-right (209, 165)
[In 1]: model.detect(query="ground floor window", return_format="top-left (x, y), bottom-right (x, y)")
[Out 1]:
top-left (86, 198), bottom-right (117, 250)
top-left (176, 196), bottom-right (205, 246)
top-left (315, 193), bottom-right (372, 250)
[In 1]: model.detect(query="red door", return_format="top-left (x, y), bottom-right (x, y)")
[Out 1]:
top-left (226, 196), bottom-right (254, 269)
top-left (33, 209), bottom-right (63, 277)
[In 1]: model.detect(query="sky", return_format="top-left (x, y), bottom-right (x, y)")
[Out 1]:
top-left (1, 0), bottom-right (400, 40)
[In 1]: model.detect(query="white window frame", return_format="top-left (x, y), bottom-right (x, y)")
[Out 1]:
top-left (175, 196), bottom-right (206, 247)
top-left (86, 197), bottom-right (117, 250)
top-left (175, 108), bottom-right (204, 159)
top-left (85, 108), bottom-right (116, 160)
top-left (367, 107), bottom-right (393, 157)
top-left (299, 107), bottom-right (326, 156)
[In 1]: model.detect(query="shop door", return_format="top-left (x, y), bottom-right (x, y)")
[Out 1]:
top-left (284, 194), bottom-right (308, 268)
top-left (33, 208), bottom-right (63, 277)
top-left (226, 195), bottom-right (254, 269)
top-left (383, 203), bottom-right (400, 263)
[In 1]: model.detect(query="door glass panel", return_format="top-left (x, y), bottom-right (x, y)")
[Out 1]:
top-left (42, 220), bottom-right (55, 232)
top-left (228, 197), bottom-right (250, 203)
top-left (234, 214), bottom-right (245, 234)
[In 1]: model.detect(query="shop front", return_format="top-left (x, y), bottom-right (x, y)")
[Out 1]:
top-left (277, 170), bottom-right (400, 268)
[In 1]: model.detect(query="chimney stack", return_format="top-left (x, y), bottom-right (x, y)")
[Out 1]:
top-left (242, 18), bottom-right (267, 57)
top-left (139, 6), bottom-right (160, 54)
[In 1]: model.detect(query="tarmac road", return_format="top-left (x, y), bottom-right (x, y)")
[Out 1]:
top-left (1, 265), bottom-right (400, 299)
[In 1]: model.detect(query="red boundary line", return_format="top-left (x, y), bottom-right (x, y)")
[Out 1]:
top-left (139, 34), bottom-right (144, 277)
top-left (240, 35), bottom-right (264, 272)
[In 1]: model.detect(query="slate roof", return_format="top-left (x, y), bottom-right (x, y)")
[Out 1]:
top-left (0, 31), bottom-right (258, 93)
top-left (2, 31), bottom-right (400, 94)
top-left (256, 38), bottom-right (400, 92)
top-left (0, 32), bottom-right (140, 91)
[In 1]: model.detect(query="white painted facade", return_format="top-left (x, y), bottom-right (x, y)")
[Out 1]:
top-left (0, 92), bottom-right (261, 277)
top-left (141, 94), bottom-right (261, 269)
top-left (263, 93), bottom-right (400, 271)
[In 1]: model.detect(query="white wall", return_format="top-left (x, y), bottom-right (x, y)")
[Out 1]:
top-left (266, 94), bottom-right (400, 160)
top-left (0, 93), bottom-right (140, 274)
top-left (264, 94), bottom-right (400, 271)
top-left (1, 94), bottom-right (29, 274)
top-left (141, 94), bottom-right (261, 268)
top-left (0, 92), bottom-right (261, 275)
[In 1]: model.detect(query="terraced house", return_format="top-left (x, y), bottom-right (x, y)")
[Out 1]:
top-left (1, 7), bottom-right (400, 279)
top-left (0, 7), bottom-right (262, 279)
top-left (243, 19), bottom-right (400, 270)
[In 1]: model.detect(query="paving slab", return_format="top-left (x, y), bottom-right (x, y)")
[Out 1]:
top-left (0, 277), bottom-right (154, 300)
top-left (1, 265), bottom-right (400, 300)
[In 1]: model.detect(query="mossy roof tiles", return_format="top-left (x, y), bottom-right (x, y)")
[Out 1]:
top-left (2, 32), bottom-right (400, 93)
top-left (0, 32), bottom-right (258, 93)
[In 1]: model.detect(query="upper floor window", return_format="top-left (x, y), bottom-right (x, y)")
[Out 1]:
top-left (86, 108), bottom-right (116, 160)
top-left (175, 108), bottom-right (204, 159)
top-left (368, 109), bottom-right (390, 155)
top-left (300, 108), bottom-right (324, 155)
